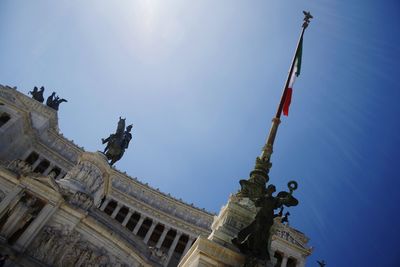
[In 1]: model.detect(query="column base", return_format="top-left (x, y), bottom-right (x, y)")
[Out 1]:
top-left (178, 236), bottom-right (245, 267)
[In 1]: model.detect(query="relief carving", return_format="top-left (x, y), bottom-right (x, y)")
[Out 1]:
top-left (60, 161), bottom-right (104, 195)
top-left (275, 229), bottom-right (305, 249)
top-left (149, 246), bottom-right (168, 264)
top-left (0, 88), bottom-right (16, 103)
top-left (0, 194), bottom-right (40, 240)
top-left (28, 226), bottom-right (129, 267)
top-left (68, 191), bottom-right (93, 210)
top-left (6, 159), bottom-right (33, 176)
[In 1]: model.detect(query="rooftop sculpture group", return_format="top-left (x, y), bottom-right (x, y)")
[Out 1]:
top-left (29, 86), bottom-right (67, 111)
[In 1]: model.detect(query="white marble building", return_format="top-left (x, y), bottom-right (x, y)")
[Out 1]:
top-left (0, 85), bottom-right (312, 267)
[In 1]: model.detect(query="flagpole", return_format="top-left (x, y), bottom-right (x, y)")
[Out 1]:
top-left (237, 12), bottom-right (312, 198)
top-left (259, 12), bottom-right (313, 163)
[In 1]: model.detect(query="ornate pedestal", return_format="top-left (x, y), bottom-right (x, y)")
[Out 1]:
top-left (179, 195), bottom-right (275, 267)
top-left (208, 194), bottom-right (256, 248)
top-left (57, 151), bottom-right (110, 207)
top-left (178, 236), bottom-right (245, 267)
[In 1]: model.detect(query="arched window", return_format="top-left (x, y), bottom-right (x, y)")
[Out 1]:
top-left (0, 112), bottom-right (10, 127)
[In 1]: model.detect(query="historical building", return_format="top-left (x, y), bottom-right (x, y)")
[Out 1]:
top-left (0, 85), bottom-right (312, 267)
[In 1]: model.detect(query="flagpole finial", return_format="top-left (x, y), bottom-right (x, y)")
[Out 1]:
top-left (302, 11), bottom-right (313, 29)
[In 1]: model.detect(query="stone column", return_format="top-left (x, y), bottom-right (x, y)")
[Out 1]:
top-left (100, 198), bottom-right (111, 211)
top-left (0, 186), bottom-right (24, 218)
top-left (31, 156), bottom-right (43, 170)
top-left (111, 204), bottom-right (122, 219)
top-left (122, 210), bottom-right (133, 226)
top-left (281, 255), bottom-right (288, 267)
top-left (43, 163), bottom-right (55, 175)
top-left (156, 226), bottom-right (170, 249)
top-left (165, 231), bottom-right (182, 267)
top-left (13, 203), bottom-right (58, 252)
top-left (22, 150), bottom-right (33, 161)
top-left (144, 221), bottom-right (157, 244)
top-left (133, 216), bottom-right (145, 235)
top-left (182, 236), bottom-right (195, 258)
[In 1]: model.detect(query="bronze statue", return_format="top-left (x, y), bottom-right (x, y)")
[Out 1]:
top-left (29, 86), bottom-right (45, 103)
top-left (232, 181), bottom-right (298, 266)
top-left (46, 91), bottom-right (67, 111)
top-left (102, 117), bottom-right (133, 165)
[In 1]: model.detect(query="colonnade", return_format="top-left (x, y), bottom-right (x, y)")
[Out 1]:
top-left (100, 197), bottom-right (196, 267)
top-left (23, 151), bottom-right (65, 179)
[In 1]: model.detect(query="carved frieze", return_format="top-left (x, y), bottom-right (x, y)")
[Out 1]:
top-left (67, 191), bottom-right (94, 210)
top-left (0, 87), bottom-right (17, 103)
top-left (39, 131), bottom-right (81, 164)
top-left (61, 160), bottom-right (104, 195)
top-left (6, 159), bottom-right (33, 176)
top-left (28, 226), bottom-right (130, 267)
top-left (274, 229), bottom-right (307, 249)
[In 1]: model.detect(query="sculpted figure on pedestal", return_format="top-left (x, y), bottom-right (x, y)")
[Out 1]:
top-left (233, 181), bottom-right (298, 267)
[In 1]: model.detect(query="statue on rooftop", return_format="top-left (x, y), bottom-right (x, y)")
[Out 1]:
top-left (232, 181), bottom-right (299, 266)
top-left (29, 86), bottom-right (45, 103)
top-left (46, 91), bottom-right (68, 111)
top-left (101, 117), bottom-right (133, 165)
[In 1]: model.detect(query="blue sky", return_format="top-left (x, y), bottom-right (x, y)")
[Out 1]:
top-left (1, 0), bottom-right (399, 266)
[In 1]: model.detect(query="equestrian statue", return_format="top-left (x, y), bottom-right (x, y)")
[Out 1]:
top-left (101, 117), bottom-right (133, 165)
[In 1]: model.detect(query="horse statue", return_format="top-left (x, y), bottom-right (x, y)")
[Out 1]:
top-left (29, 86), bottom-right (45, 103)
top-left (102, 117), bottom-right (133, 165)
top-left (46, 91), bottom-right (68, 111)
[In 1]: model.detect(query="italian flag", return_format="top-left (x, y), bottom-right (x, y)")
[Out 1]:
top-left (283, 36), bottom-right (303, 116)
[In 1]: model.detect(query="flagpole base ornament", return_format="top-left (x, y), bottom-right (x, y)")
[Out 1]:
top-left (232, 182), bottom-right (299, 266)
